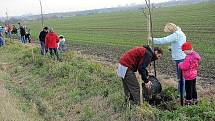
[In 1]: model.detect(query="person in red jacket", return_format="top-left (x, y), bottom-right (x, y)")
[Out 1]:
top-left (117, 45), bottom-right (163, 105)
top-left (45, 28), bottom-right (60, 60)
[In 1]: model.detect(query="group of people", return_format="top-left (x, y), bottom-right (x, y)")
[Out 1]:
top-left (1, 21), bottom-right (201, 106)
top-left (117, 23), bottom-right (201, 106)
top-left (0, 23), bottom-right (32, 46)
top-left (18, 23), bottom-right (31, 43)
top-left (0, 23), bottom-right (66, 62)
top-left (39, 27), bottom-right (65, 61)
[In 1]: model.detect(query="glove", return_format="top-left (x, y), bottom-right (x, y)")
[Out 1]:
top-left (168, 46), bottom-right (171, 51)
top-left (145, 81), bottom-right (152, 89)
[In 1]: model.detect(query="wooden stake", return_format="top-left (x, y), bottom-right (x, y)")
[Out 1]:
top-left (137, 73), bottom-right (143, 106)
top-left (147, 14), bottom-right (153, 75)
top-left (180, 70), bottom-right (184, 106)
top-left (39, 0), bottom-right (44, 28)
top-left (31, 40), bottom-right (35, 62)
top-left (148, 14), bottom-right (151, 46)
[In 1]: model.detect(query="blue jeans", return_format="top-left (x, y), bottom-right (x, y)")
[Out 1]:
top-left (0, 37), bottom-right (4, 46)
top-left (21, 36), bottom-right (26, 43)
top-left (58, 44), bottom-right (65, 51)
top-left (40, 41), bottom-right (47, 55)
top-left (6, 32), bottom-right (10, 38)
top-left (13, 34), bottom-right (17, 39)
top-left (175, 59), bottom-right (186, 97)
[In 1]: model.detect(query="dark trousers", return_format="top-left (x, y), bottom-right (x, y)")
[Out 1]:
top-left (185, 79), bottom-right (197, 100)
top-left (122, 70), bottom-right (140, 105)
top-left (49, 48), bottom-right (59, 60)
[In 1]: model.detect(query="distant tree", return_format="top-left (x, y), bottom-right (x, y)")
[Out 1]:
top-left (8, 17), bottom-right (21, 24)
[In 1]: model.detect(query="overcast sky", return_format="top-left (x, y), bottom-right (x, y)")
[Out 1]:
top-left (0, 0), bottom-right (170, 17)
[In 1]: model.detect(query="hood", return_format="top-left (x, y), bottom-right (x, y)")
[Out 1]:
top-left (143, 45), bottom-right (157, 61)
top-left (176, 26), bottom-right (181, 31)
top-left (191, 51), bottom-right (201, 61)
top-left (143, 45), bottom-right (153, 54)
top-left (48, 32), bottom-right (56, 36)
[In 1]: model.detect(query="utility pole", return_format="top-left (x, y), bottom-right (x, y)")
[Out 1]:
top-left (5, 9), bottom-right (9, 24)
top-left (39, 0), bottom-right (44, 27)
top-left (148, 0), bottom-right (156, 77)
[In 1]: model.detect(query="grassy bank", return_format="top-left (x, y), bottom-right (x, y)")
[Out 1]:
top-left (0, 41), bottom-right (215, 120)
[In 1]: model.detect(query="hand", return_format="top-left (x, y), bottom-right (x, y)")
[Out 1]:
top-left (145, 81), bottom-right (152, 89)
top-left (168, 46), bottom-right (171, 51)
top-left (147, 36), bottom-right (152, 41)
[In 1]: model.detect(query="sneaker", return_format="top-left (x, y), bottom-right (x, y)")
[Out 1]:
top-left (185, 100), bottom-right (192, 106)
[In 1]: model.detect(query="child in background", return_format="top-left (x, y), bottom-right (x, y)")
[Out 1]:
top-left (25, 32), bottom-right (31, 43)
top-left (179, 42), bottom-right (201, 105)
top-left (58, 35), bottom-right (65, 51)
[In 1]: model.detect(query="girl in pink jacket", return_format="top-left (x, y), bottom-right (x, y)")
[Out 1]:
top-left (179, 42), bottom-right (201, 105)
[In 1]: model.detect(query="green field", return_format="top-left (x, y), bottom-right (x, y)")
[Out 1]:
top-left (27, 2), bottom-right (215, 50)
top-left (25, 2), bottom-right (215, 80)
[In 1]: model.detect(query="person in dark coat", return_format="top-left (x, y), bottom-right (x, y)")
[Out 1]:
top-left (39, 27), bottom-right (48, 55)
top-left (11, 25), bottom-right (18, 39)
top-left (117, 45), bottom-right (163, 105)
top-left (18, 23), bottom-right (26, 43)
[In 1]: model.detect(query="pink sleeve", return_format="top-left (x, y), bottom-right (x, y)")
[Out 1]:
top-left (178, 58), bottom-right (190, 71)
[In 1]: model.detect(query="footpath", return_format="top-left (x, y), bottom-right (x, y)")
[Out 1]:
top-left (0, 65), bottom-right (26, 121)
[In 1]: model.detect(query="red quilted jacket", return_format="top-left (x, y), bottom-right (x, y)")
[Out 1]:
top-left (45, 32), bottom-right (59, 48)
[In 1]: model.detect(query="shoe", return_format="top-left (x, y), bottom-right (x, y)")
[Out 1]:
top-left (193, 99), bottom-right (198, 105)
top-left (185, 100), bottom-right (192, 106)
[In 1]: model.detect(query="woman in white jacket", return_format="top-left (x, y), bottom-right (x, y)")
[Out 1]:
top-left (148, 23), bottom-right (186, 98)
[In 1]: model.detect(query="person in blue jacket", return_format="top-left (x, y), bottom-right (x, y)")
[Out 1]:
top-left (148, 23), bottom-right (186, 98)
top-left (0, 26), bottom-right (4, 47)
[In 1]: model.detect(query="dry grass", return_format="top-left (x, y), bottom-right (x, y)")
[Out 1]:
top-left (0, 62), bottom-right (44, 121)
top-left (66, 96), bottom-right (121, 121)
top-left (0, 80), bottom-right (42, 121)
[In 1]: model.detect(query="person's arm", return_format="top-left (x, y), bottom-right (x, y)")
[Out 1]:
top-left (179, 58), bottom-right (190, 71)
top-left (138, 52), bottom-right (152, 83)
top-left (45, 35), bottom-right (48, 47)
top-left (56, 35), bottom-right (59, 43)
top-left (39, 32), bottom-right (44, 41)
top-left (153, 33), bottom-right (178, 45)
